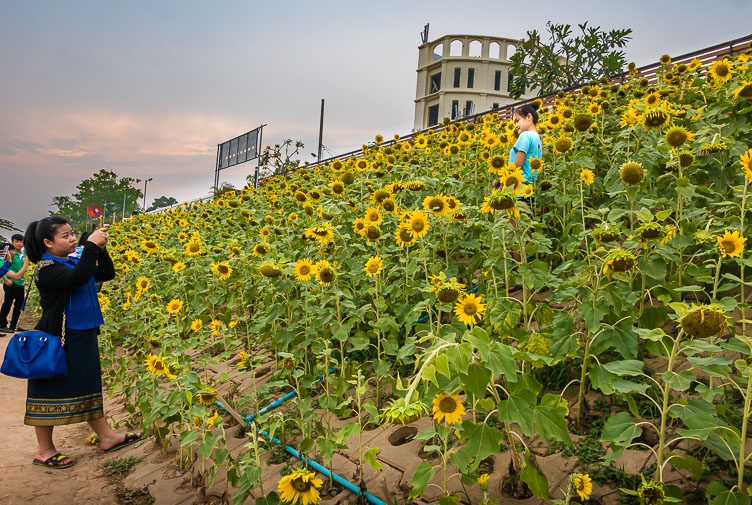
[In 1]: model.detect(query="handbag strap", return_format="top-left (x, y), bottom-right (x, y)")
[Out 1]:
top-left (22, 261), bottom-right (67, 347)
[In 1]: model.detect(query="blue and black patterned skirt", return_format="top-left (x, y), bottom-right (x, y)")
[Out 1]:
top-left (24, 328), bottom-right (104, 426)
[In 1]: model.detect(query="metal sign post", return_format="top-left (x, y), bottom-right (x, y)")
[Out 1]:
top-left (214, 124), bottom-right (266, 192)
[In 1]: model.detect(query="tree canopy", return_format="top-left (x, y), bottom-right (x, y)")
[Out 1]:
top-left (147, 195), bottom-right (179, 212)
top-left (508, 22), bottom-right (632, 99)
top-left (52, 169), bottom-right (143, 231)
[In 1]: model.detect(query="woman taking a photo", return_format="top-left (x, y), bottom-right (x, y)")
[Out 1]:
top-left (24, 217), bottom-right (140, 468)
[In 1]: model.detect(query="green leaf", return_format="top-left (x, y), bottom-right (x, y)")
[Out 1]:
top-left (687, 356), bottom-right (732, 377)
top-left (711, 492), bottom-right (751, 505)
top-left (660, 370), bottom-right (695, 391)
top-left (180, 429), bottom-right (200, 447)
top-left (461, 422), bottom-right (504, 470)
top-left (487, 342), bottom-right (517, 381)
top-left (534, 406), bottom-right (573, 446)
top-left (464, 326), bottom-right (490, 361)
top-left (601, 411), bottom-right (642, 446)
top-left (435, 352), bottom-right (451, 378)
top-left (461, 363), bottom-right (491, 400)
top-left (601, 320), bottom-right (638, 359)
top-left (589, 363), bottom-right (616, 394)
top-left (364, 447), bottom-right (382, 470)
top-left (446, 343), bottom-right (472, 374)
top-left (409, 461), bottom-right (435, 499)
top-left (520, 452), bottom-right (549, 500)
top-left (498, 395), bottom-right (535, 437)
top-left (666, 453), bottom-right (703, 480)
top-left (640, 306), bottom-right (669, 328)
top-left (603, 360), bottom-right (644, 376)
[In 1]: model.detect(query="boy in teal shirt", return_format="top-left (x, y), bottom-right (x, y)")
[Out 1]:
top-left (0, 234), bottom-right (29, 333)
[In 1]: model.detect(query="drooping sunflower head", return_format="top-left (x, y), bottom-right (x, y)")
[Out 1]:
top-left (252, 242), bottom-right (270, 257)
top-left (259, 263), bottom-right (283, 278)
top-left (365, 225), bottom-right (382, 242)
top-left (699, 141), bottom-right (727, 156)
top-left (679, 304), bottom-right (727, 340)
top-left (372, 189), bottom-right (391, 204)
top-left (717, 229), bottom-right (746, 258)
top-left (637, 477), bottom-right (665, 505)
top-left (678, 150), bottom-right (695, 168)
top-left (341, 171), bottom-right (355, 185)
top-left (620, 162), bottom-right (645, 185)
top-left (432, 393), bottom-right (466, 425)
top-left (592, 225), bottom-right (621, 244)
top-left (573, 113), bottom-right (594, 132)
top-left (196, 388), bottom-right (217, 407)
top-left (643, 107), bottom-right (670, 129)
top-left (381, 198), bottom-right (397, 214)
top-left (602, 249), bottom-right (637, 276)
top-left (637, 222), bottom-right (666, 243)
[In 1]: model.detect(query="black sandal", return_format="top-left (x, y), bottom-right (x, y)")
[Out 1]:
top-left (33, 452), bottom-right (75, 469)
top-left (102, 432), bottom-right (141, 453)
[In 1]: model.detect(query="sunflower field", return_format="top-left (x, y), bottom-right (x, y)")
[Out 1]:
top-left (79, 47), bottom-right (752, 505)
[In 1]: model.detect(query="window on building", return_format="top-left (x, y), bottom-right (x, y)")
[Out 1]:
top-left (492, 103), bottom-right (499, 109)
top-left (453, 68), bottom-right (461, 88)
top-left (467, 68), bottom-right (475, 89)
top-left (451, 100), bottom-right (459, 119)
top-left (494, 71), bottom-right (502, 91)
top-left (429, 72), bottom-right (441, 94)
top-left (427, 105), bottom-right (440, 126)
top-left (465, 100), bottom-right (474, 117)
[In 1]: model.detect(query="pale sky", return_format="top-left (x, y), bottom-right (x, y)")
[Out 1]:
top-left (1, 0), bottom-right (751, 232)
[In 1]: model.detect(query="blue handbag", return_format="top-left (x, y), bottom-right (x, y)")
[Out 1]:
top-left (1, 327), bottom-right (68, 379)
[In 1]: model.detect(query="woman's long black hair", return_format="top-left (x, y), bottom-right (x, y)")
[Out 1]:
top-left (24, 216), bottom-right (70, 263)
top-left (515, 101), bottom-right (540, 124)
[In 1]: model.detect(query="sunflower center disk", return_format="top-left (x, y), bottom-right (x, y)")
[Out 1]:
top-left (439, 397), bottom-right (457, 413)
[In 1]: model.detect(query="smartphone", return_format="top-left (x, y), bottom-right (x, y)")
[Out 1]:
top-left (1, 245), bottom-right (8, 257)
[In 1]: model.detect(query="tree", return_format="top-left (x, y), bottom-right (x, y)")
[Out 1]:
top-left (51, 169), bottom-right (143, 231)
top-left (147, 196), bottom-right (178, 212)
top-left (508, 22), bottom-right (632, 99)
top-left (248, 139), bottom-right (304, 183)
top-left (0, 218), bottom-right (21, 243)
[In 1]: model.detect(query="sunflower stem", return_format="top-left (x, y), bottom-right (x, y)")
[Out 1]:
top-left (655, 330), bottom-right (683, 483)
top-left (712, 258), bottom-right (723, 301)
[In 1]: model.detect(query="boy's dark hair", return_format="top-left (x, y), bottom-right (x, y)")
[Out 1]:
top-left (514, 101), bottom-right (541, 124)
top-left (24, 216), bottom-right (70, 263)
top-left (11, 234), bottom-right (24, 242)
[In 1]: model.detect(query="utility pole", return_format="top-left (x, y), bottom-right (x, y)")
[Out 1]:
top-left (317, 99), bottom-right (325, 162)
top-left (122, 194), bottom-right (127, 221)
top-left (143, 178), bottom-right (153, 211)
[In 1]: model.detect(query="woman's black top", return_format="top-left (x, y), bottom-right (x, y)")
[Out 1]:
top-left (33, 241), bottom-right (115, 337)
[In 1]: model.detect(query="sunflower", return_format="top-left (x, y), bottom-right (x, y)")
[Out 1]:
top-left (570, 474), bottom-right (593, 501)
top-left (740, 148), bottom-right (752, 183)
top-left (365, 225), bottom-right (382, 242)
top-left (166, 299), bottom-right (183, 314)
top-left (352, 218), bottom-right (368, 237)
top-left (364, 207), bottom-right (383, 226)
top-left (190, 319), bottom-right (203, 332)
top-left (314, 260), bottom-right (336, 286)
top-left (414, 134), bottom-right (428, 148)
top-left (664, 126), bottom-right (694, 148)
top-left (659, 54), bottom-right (671, 65)
top-left (678, 150), bottom-right (695, 168)
top-left (330, 159), bottom-right (344, 172)
top-left (329, 181), bottom-right (345, 197)
top-left (644, 92), bottom-right (661, 107)
top-left (481, 133), bottom-right (498, 148)
top-left (573, 113), bottom-right (594, 132)
top-left (717, 229), bottom-right (746, 258)
top-left (487, 154), bottom-right (506, 174)
top-left (408, 211), bottom-right (430, 238)
top-left (292, 259), bottom-right (314, 281)
top-left (432, 393), bottom-right (466, 425)
top-left (381, 198), bottom-right (397, 214)
top-left (574, 168), bottom-right (594, 186)
top-left (620, 162), bottom-right (644, 185)
top-left (454, 293), bottom-right (486, 327)
top-left (602, 249), bottom-right (637, 275)
top-left (637, 478), bottom-right (665, 505)
top-left (252, 242), bottom-right (270, 257)
top-left (699, 141), bottom-right (727, 155)
top-left (197, 388), bottom-right (217, 407)
top-left (364, 256), bottom-right (383, 277)
top-left (553, 137), bottom-right (573, 155)
top-left (679, 304), bottom-right (727, 339)
top-left (519, 184), bottom-right (534, 198)
top-left (136, 276), bottom-right (150, 291)
top-left (732, 81), bottom-right (752, 100)
top-left (422, 194), bottom-right (449, 217)
top-left (144, 354), bottom-right (168, 377)
top-left (206, 411), bottom-right (221, 428)
top-left (278, 469), bottom-right (323, 505)
top-left (588, 103), bottom-right (601, 115)
top-left (140, 239), bottom-right (159, 254)
top-left (184, 239), bottom-right (202, 257)
top-left (707, 59), bottom-right (733, 83)
top-left (259, 226), bottom-right (271, 238)
top-left (529, 157), bottom-right (544, 173)
top-left (259, 263), bottom-right (283, 278)
top-left (210, 319), bottom-right (222, 336)
top-left (211, 262), bottom-right (232, 280)
top-left (502, 169), bottom-right (525, 191)
top-left (395, 223), bottom-right (417, 248)
top-left (643, 107), bottom-right (670, 129)
top-left (177, 231), bottom-right (188, 242)
top-left (547, 113), bottom-right (564, 128)
top-left (355, 158), bottom-right (370, 170)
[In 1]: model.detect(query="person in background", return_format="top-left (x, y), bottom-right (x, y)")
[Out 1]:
top-left (0, 234), bottom-right (29, 333)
